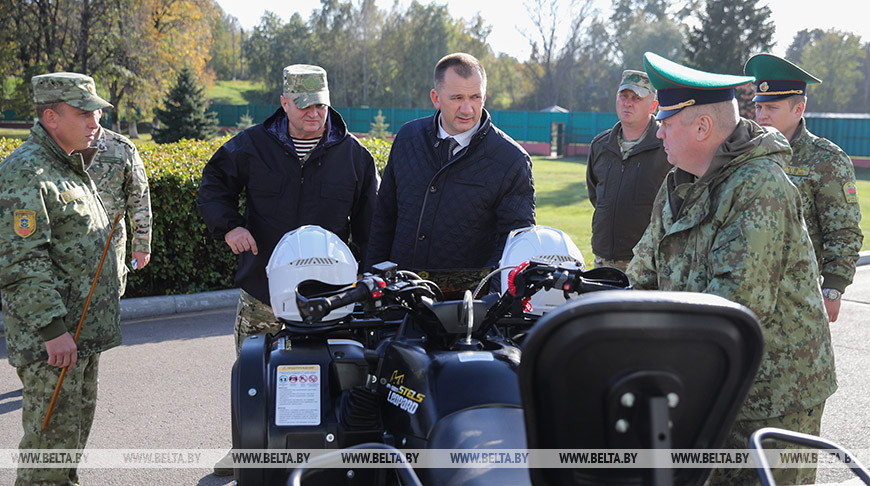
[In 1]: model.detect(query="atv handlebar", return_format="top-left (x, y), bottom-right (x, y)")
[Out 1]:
top-left (295, 276), bottom-right (387, 324)
top-left (294, 260), bottom-right (631, 327)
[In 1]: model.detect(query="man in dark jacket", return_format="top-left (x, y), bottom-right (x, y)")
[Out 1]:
top-left (366, 53), bottom-right (535, 295)
top-left (198, 64), bottom-right (378, 475)
top-left (586, 70), bottom-right (671, 271)
top-left (199, 64), bottom-right (378, 351)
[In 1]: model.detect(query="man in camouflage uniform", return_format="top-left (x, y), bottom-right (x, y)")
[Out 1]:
top-left (586, 69), bottom-right (670, 271)
top-left (0, 72), bottom-right (121, 485)
top-left (745, 54), bottom-right (863, 322)
top-left (628, 53), bottom-right (836, 485)
top-left (198, 64), bottom-right (378, 476)
top-left (87, 126), bottom-right (152, 295)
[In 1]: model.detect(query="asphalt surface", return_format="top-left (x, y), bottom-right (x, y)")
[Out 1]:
top-left (0, 255), bottom-right (868, 485)
top-left (0, 307), bottom-right (239, 486)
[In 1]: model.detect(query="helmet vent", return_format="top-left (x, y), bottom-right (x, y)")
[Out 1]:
top-left (536, 254), bottom-right (580, 264)
top-left (291, 257), bottom-right (341, 266)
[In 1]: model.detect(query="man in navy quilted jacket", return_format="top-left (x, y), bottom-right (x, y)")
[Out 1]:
top-left (366, 52), bottom-right (535, 295)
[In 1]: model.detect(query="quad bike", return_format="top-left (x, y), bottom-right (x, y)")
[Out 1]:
top-left (232, 250), bottom-right (629, 485)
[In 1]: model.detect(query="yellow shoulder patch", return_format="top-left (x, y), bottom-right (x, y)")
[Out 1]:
top-left (14, 209), bottom-right (36, 238)
top-left (844, 182), bottom-right (858, 204)
top-left (60, 187), bottom-right (87, 204)
top-left (784, 166), bottom-right (809, 177)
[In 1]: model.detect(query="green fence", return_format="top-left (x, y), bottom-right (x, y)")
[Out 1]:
top-left (6, 103), bottom-right (869, 156)
top-left (207, 104), bottom-right (870, 155)
top-left (805, 115), bottom-right (870, 158)
top-left (208, 104), bottom-right (619, 145)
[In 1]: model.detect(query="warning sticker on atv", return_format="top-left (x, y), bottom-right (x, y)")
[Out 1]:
top-left (275, 365), bottom-right (320, 426)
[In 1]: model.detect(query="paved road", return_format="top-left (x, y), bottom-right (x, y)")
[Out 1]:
top-left (0, 308), bottom-right (238, 486)
top-left (0, 268), bottom-right (868, 485)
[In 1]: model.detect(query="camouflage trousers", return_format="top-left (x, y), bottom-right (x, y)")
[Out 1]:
top-left (706, 403), bottom-right (826, 486)
top-left (593, 255), bottom-right (632, 272)
top-left (112, 239), bottom-right (129, 297)
top-left (234, 289), bottom-right (282, 356)
top-left (15, 354), bottom-right (100, 486)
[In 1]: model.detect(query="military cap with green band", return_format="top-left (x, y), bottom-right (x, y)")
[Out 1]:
top-left (283, 64), bottom-right (330, 109)
top-left (31, 72), bottom-right (113, 111)
top-left (743, 53), bottom-right (821, 102)
top-left (643, 52), bottom-right (755, 120)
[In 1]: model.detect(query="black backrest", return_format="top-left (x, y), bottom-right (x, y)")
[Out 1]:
top-left (519, 290), bottom-right (764, 486)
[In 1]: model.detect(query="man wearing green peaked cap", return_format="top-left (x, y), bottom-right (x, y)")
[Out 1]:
top-left (1, 72), bottom-right (120, 485)
top-left (745, 53), bottom-right (863, 324)
top-left (628, 53), bottom-right (836, 486)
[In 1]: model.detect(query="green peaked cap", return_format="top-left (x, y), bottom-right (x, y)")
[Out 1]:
top-left (744, 53), bottom-right (821, 84)
top-left (643, 52), bottom-right (755, 90)
top-left (643, 52), bottom-right (755, 119)
top-left (744, 53), bottom-right (821, 102)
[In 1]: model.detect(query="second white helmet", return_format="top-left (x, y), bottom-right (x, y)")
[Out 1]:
top-left (499, 225), bottom-right (586, 316)
top-left (266, 225), bottom-right (358, 322)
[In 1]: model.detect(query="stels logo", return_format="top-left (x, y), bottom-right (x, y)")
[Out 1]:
top-left (385, 369), bottom-right (425, 414)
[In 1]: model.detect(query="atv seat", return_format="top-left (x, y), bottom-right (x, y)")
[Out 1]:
top-left (519, 290), bottom-right (764, 486)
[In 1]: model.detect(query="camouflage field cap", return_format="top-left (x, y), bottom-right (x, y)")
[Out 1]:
top-left (32, 72), bottom-right (113, 111)
top-left (618, 70), bottom-right (654, 98)
top-left (283, 64), bottom-right (330, 109)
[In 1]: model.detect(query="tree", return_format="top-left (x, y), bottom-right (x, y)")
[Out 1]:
top-left (609, 0), bottom-right (687, 69)
top-left (375, 1), bottom-right (457, 108)
top-left (0, 0), bottom-right (219, 132)
top-left (521, 0), bottom-right (597, 109)
top-left (152, 67), bottom-right (219, 143)
top-left (800, 30), bottom-right (865, 113)
top-left (785, 28), bottom-right (824, 63)
top-left (617, 16), bottom-right (683, 69)
top-left (860, 42), bottom-right (870, 113)
top-left (369, 110), bottom-right (391, 137)
top-left (570, 19), bottom-right (621, 112)
top-left (243, 12), bottom-right (310, 97)
top-left (208, 12), bottom-right (243, 80)
top-left (610, 0), bottom-right (670, 33)
top-left (684, 0), bottom-right (775, 74)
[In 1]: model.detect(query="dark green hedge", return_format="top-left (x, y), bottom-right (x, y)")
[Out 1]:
top-left (0, 134), bottom-right (392, 297)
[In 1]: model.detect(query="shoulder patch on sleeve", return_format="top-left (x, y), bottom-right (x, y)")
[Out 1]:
top-left (14, 209), bottom-right (37, 237)
top-left (844, 182), bottom-right (858, 203)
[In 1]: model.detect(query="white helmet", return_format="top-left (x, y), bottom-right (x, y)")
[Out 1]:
top-left (266, 225), bottom-right (358, 322)
top-left (499, 225), bottom-right (586, 316)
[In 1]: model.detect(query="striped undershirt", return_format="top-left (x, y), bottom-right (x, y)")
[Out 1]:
top-left (291, 136), bottom-right (321, 159)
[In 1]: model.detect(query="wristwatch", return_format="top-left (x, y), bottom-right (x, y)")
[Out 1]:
top-left (822, 288), bottom-right (841, 301)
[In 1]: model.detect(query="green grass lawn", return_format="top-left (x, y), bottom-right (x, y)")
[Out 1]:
top-left (531, 156), bottom-right (595, 262)
top-left (0, 127), bottom-right (30, 140)
top-left (208, 80), bottom-right (270, 105)
top-left (532, 156), bottom-right (870, 264)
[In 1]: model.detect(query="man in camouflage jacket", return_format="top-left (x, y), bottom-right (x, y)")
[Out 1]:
top-left (629, 53), bottom-right (836, 485)
top-left (0, 72), bottom-right (120, 485)
top-left (745, 53), bottom-right (863, 322)
top-left (88, 126), bottom-right (152, 294)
